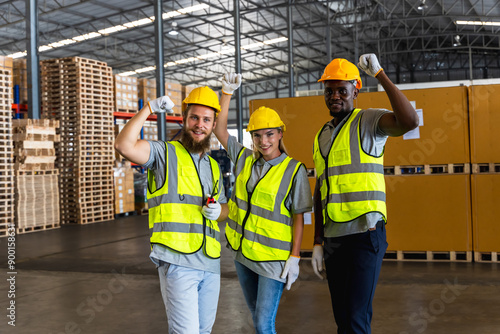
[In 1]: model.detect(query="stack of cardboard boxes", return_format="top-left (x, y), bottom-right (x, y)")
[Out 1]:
top-left (165, 82), bottom-right (183, 116)
top-left (13, 59), bottom-right (27, 105)
top-left (113, 162), bottom-right (135, 214)
top-left (114, 75), bottom-right (138, 112)
top-left (138, 78), bottom-right (156, 104)
top-left (138, 79), bottom-right (183, 116)
top-left (182, 85), bottom-right (197, 101)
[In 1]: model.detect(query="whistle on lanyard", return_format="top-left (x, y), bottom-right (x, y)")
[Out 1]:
top-left (206, 180), bottom-right (219, 206)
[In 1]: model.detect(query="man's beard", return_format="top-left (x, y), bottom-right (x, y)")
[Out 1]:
top-left (180, 127), bottom-right (212, 153)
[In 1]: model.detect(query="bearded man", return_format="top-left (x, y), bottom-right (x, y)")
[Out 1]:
top-left (115, 86), bottom-right (228, 334)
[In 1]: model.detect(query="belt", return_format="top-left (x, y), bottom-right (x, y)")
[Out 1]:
top-left (368, 220), bottom-right (384, 231)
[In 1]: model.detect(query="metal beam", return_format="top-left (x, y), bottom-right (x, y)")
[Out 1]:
top-left (287, 0), bottom-right (294, 97)
top-left (154, 0), bottom-right (165, 141)
top-left (234, 0), bottom-right (243, 142)
top-left (26, 0), bottom-right (40, 119)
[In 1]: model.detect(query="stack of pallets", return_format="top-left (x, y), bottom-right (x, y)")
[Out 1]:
top-left (41, 57), bottom-right (114, 224)
top-left (0, 68), bottom-right (14, 236)
top-left (13, 119), bottom-right (60, 233)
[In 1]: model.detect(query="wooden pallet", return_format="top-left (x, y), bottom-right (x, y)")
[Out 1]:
top-left (384, 163), bottom-right (470, 176)
top-left (13, 115), bottom-right (60, 232)
top-left (474, 252), bottom-right (499, 263)
top-left (472, 163), bottom-right (500, 174)
top-left (384, 250), bottom-right (473, 262)
top-left (41, 57), bottom-right (116, 225)
top-left (17, 223), bottom-right (60, 235)
top-left (15, 169), bottom-right (59, 176)
top-left (15, 162), bottom-right (56, 170)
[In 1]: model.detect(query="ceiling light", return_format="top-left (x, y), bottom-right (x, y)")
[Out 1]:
top-left (259, 53), bottom-right (268, 62)
top-left (455, 20), bottom-right (500, 26)
top-left (118, 36), bottom-right (288, 76)
top-left (99, 25), bottom-right (127, 35)
top-left (10, 51), bottom-right (27, 59)
top-left (6, 4), bottom-right (208, 58)
top-left (168, 22), bottom-right (179, 36)
top-left (453, 35), bottom-right (461, 47)
top-left (417, 0), bottom-right (427, 11)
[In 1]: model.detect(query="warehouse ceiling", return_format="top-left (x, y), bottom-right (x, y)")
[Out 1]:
top-left (1, 0), bottom-right (500, 97)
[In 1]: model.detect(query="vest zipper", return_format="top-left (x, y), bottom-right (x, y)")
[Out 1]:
top-left (238, 160), bottom-right (272, 250)
top-left (180, 142), bottom-right (210, 255)
top-left (323, 111), bottom-right (356, 218)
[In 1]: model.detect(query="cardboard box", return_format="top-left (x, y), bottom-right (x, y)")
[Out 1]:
top-left (471, 174), bottom-right (500, 253)
top-left (356, 86), bottom-right (470, 165)
top-left (0, 55), bottom-right (13, 70)
top-left (469, 85), bottom-right (500, 163)
top-left (385, 174), bottom-right (472, 252)
top-left (182, 85), bottom-right (197, 100)
top-left (114, 166), bottom-right (135, 214)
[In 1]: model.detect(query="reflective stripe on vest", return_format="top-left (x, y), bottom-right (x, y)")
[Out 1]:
top-left (147, 141), bottom-right (222, 258)
top-left (226, 148), bottom-right (302, 262)
top-left (313, 109), bottom-right (387, 223)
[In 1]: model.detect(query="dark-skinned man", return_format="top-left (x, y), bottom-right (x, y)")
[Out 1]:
top-left (311, 54), bottom-right (419, 334)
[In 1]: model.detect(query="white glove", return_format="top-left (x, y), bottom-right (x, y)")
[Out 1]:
top-left (148, 96), bottom-right (175, 114)
top-left (358, 53), bottom-right (383, 78)
top-left (280, 256), bottom-right (300, 290)
top-left (311, 244), bottom-right (324, 280)
top-left (201, 200), bottom-right (221, 221)
top-left (221, 72), bottom-right (242, 95)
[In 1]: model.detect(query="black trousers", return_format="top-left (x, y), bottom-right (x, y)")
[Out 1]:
top-left (324, 222), bottom-right (388, 334)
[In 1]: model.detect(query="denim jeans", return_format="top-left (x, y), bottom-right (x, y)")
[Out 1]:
top-left (234, 261), bottom-right (285, 334)
top-left (158, 263), bottom-right (220, 334)
top-left (324, 222), bottom-right (388, 334)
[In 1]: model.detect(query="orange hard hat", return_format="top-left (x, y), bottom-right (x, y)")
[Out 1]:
top-left (318, 58), bottom-right (362, 89)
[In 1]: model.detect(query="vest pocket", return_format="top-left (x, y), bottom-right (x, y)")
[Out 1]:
top-left (252, 189), bottom-right (276, 212)
top-left (332, 149), bottom-right (350, 165)
top-left (179, 166), bottom-right (199, 195)
top-left (338, 174), bottom-right (368, 211)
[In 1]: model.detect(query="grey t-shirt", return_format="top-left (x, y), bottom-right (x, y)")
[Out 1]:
top-left (317, 108), bottom-right (390, 238)
top-left (226, 136), bottom-right (313, 282)
top-left (142, 140), bottom-right (227, 274)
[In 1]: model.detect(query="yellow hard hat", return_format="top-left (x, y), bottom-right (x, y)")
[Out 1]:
top-left (182, 86), bottom-right (221, 115)
top-left (246, 106), bottom-right (286, 132)
top-left (318, 58), bottom-right (362, 89)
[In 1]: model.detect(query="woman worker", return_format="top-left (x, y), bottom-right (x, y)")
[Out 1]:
top-left (212, 73), bottom-right (313, 334)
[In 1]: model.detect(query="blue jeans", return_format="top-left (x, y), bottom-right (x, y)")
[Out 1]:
top-left (158, 263), bottom-right (220, 334)
top-left (234, 261), bottom-right (285, 334)
top-left (324, 222), bottom-right (388, 334)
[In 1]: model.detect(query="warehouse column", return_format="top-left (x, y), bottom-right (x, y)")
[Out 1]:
top-left (233, 0), bottom-right (243, 142)
top-left (26, 0), bottom-right (40, 119)
top-left (326, 0), bottom-right (331, 61)
top-left (287, 0), bottom-right (294, 97)
top-left (154, 0), bottom-right (166, 141)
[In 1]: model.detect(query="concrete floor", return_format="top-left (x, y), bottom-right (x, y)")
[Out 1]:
top-left (1, 215), bottom-right (499, 334)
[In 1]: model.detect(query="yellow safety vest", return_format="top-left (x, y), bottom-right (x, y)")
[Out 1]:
top-left (313, 108), bottom-right (387, 223)
top-left (226, 148), bottom-right (302, 262)
top-left (147, 141), bottom-right (222, 258)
